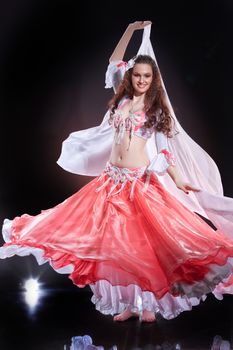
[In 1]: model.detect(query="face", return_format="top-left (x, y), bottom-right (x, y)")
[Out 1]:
top-left (131, 63), bottom-right (153, 96)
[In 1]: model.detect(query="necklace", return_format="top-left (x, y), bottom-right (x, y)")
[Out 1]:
top-left (129, 99), bottom-right (145, 114)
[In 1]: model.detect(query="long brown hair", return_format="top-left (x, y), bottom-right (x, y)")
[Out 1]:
top-left (108, 55), bottom-right (175, 137)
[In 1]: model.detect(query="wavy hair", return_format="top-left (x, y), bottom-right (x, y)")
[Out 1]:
top-left (108, 55), bottom-right (176, 137)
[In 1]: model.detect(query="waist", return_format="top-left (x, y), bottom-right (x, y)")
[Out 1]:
top-left (107, 161), bottom-right (149, 174)
top-left (109, 158), bottom-right (150, 169)
top-left (110, 142), bottom-right (149, 168)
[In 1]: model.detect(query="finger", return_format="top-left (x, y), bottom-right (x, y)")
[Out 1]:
top-left (143, 21), bottom-right (152, 27)
top-left (192, 188), bottom-right (201, 192)
top-left (186, 185), bottom-right (201, 192)
top-left (178, 186), bottom-right (189, 194)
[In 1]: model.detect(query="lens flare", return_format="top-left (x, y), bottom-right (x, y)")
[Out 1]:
top-left (23, 278), bottom-right (41, 309)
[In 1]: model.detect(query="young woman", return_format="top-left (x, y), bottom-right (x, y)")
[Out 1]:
top-left (1, 21), bottom-right (233, 323)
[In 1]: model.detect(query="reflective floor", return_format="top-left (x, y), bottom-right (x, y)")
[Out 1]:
top-left (0, 255), bottom-right (232, 350)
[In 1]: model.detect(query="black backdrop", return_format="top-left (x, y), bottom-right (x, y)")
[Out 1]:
top-left (0, 0), bottom-right (232, 226)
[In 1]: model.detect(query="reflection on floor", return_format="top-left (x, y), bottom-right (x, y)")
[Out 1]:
top-left (0, 255), bottom-right (232, 350)
top-left (64, 334), bottom-right (231, 349)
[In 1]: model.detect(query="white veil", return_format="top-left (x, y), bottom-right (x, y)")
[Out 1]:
top-left (139, 25), bottom-right (233, 237)
top-left (138, 25), bottom-right (233, 237)
top-left (57, 25), bottom-right (233, 238)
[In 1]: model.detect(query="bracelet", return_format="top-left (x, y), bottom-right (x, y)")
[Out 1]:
top-left (160, 149), bottom-right (176, 166)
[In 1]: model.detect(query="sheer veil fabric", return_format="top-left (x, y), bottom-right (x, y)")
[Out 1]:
top-left (57, 25), bottom-right (233, 239)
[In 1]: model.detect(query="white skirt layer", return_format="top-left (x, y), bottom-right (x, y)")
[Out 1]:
top-left (89, 263), bottom-right (233, 319)
top-left (89, 280), bottom-right (205, 319)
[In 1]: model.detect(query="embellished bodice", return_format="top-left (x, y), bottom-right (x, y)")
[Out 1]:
top-left (108, 98), bottom-right (154, 150)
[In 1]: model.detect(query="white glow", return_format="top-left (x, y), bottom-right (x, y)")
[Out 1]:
top-left (24, 278), bottom-right (41, 309)
top-left (25, 278), bottom-right (40, 291)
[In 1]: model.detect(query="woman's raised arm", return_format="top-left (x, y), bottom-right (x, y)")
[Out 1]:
top-left (109, 21), bottom-right (152, 63)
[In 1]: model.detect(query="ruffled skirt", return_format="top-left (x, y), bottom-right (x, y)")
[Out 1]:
top-left (1, 161), bottom-right (233, 319)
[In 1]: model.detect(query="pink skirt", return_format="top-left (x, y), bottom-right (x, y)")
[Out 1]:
top-left (1, 161), bottom-right (233, 318)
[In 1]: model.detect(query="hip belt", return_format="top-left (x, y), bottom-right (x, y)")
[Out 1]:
top-left (95, 161), bottom-right (151, 200)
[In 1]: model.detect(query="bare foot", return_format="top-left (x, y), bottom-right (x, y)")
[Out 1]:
top-left (113, 309), bottom-right (139, 322)
top-left (141, 309), bottom-right (156, 322)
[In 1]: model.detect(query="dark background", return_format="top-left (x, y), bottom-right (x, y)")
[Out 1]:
top-left (0, 1), bottom-right (232, 349)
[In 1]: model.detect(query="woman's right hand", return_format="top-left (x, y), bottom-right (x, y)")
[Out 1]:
top-left (129, 21), bottom-right (152, 31)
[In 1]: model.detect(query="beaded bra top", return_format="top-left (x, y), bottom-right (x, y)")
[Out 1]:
top-left (108, 97), bottom-right (154, 150)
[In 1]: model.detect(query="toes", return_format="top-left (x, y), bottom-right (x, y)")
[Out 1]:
top-left (113, 314), bottom-right (126, 321)
top-left (113, 315), bottom-right (122, 321)
top-left (113, 311), bottom-right (139, 322)
top-left (141, 317), bottom-right (156, 322)
top-left (141, 311), bottom-right (156, 323)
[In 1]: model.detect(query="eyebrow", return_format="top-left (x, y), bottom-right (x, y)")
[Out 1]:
top-left (133, 72), bottom-right (152, 75)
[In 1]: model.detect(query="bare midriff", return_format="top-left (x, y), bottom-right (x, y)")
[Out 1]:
top-left (109, 132), bottom-right (150, 168)
top-left (109, 98), bottom-right (151, 168)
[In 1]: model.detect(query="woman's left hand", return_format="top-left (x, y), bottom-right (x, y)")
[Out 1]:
top-left (129, 21), bottom-right (152, 31)
top-left (175, 180), bottom-right (201, 194)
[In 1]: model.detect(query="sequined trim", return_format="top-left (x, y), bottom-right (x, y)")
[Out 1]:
top-left (95, 161), bottom-right (151, 201)
top-left (109, 110), bottom-right (150, 150)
